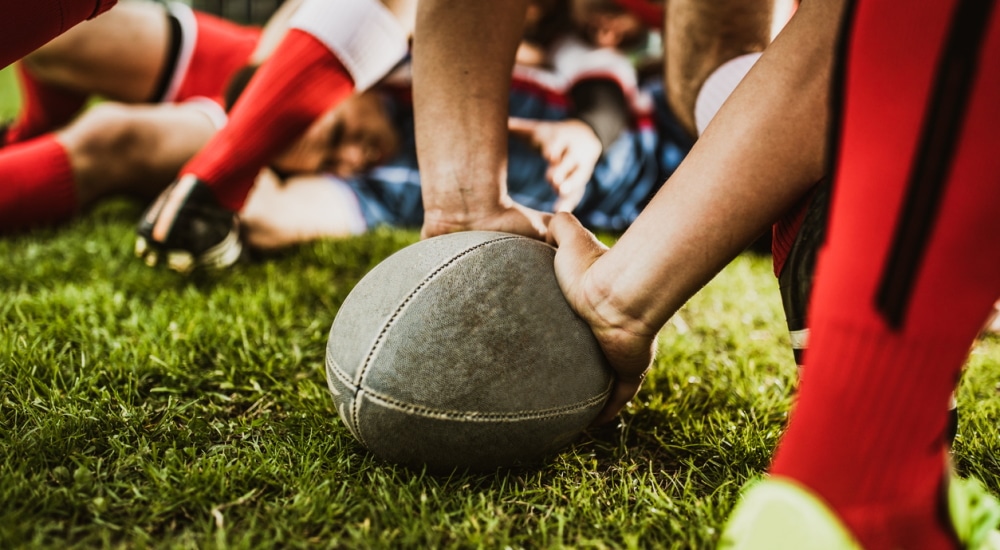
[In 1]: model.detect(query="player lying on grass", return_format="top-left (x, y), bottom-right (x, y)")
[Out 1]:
top-left (0, 0), bottom-right (261, 233)
top-left (0, 0), bottom-right (387, 238)
top-left (1, 0), bottom-right (685, 250)
top-left (131, 0), bottom-right (669, 272)
top-left (239, 63), bottom-right (691, 250)
top-left (410, 0), bottom-right (1000, 547)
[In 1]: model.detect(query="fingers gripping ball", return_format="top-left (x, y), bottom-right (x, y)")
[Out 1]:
top-left (326, 231), bottom-right (613, 472)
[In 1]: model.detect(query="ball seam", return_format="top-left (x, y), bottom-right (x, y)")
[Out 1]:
top-left (350, 235), bottom-right (523, 446)
top-left (359, 380), bottom-right (613, 422)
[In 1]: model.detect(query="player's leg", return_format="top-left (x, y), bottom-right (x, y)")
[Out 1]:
top-left (0, 0), bottom-right (117, 69)
top-left (4, 63), bottom-right (89, 146)
top-left (65, 101), bottom-right (222, 204)
top-left (5, 1), bottom-right (171, 145)
top-left (663, 0), bottom-right (784, 139)
top-left (722, 0), bottom-right (1000, 547)
top-left (135, 0), bottom-right (413, 273)
top-left (0, 100), bottom-right (219, 233)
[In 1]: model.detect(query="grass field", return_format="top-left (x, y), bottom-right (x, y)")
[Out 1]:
top-left (2, 202), bottom-right (998, 549)
top-left (1, 66), bottom-right (999, 549)
top-left (1, 66), bottom-right (21, 121)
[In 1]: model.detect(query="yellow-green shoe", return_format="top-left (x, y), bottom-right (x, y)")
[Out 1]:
top-left (950, 476), bottom-right (1000, 549)
top-left (718, 476), bottom-right (1000, 549)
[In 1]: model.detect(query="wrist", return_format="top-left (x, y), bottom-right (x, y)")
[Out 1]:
top-left (422, 188), bottom-right (513, 229)
top-left (581, 258), bottom-right (662, 341)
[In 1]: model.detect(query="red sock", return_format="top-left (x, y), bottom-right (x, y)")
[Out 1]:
top-left (0, 0), bottom-right (116, 68)
top-left (0, 135), bottom-right (78, 232)
top-left (5, 63), bottom-right (89, 145)
top-left (768, 0), bottom-right (1000, 547)
top-left (182, 29), bottom-right (355, 212)
top-left (771, 322), bottom-right (964, 549)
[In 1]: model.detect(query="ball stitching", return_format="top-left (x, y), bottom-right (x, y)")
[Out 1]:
top-left (349, 235), bottom-right (522, 447)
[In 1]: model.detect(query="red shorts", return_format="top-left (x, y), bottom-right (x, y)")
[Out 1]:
top-left (160, 3), bottom-right (260, 107)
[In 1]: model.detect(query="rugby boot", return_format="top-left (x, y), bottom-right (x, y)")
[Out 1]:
top-left (719, 475), bottom-right (1000, 550)
top-left (135, 174), bottom-right (243, 274)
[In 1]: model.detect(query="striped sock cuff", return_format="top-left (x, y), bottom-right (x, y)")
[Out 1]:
top-left (290, 0), bottom-right (408, 91)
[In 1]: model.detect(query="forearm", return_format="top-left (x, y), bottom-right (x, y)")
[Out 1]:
top-left (412, 1), bottom-right (530, 228)
top-left (592, 0), bottom-right (847, 334)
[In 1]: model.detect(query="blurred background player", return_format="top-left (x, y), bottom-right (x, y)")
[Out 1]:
top-left (1, 0), bottom-right (657, 242)
top-left (134, 0), bottom-right (414, 272)
top-left (3, 0), bottom-right (686, 254)
top-left (0, 0), bottom-right (260, 233)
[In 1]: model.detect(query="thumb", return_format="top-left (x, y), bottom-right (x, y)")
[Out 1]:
top-left (548, 212), bottom-right (607, 260)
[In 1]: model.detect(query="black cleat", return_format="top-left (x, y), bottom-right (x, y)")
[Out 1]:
top-left (135, 175), bottom-right (243, 274)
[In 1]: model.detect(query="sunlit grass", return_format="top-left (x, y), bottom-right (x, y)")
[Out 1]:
top-left (2, 199), bottom-right (997, 548)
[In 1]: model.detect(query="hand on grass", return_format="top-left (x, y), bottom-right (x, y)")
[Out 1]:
top-left (548, 212), bottom-right (657, 426)
top-left (508, 117), bottom-right (602, 213)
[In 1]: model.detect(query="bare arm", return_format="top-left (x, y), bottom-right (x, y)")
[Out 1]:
top-left (553, 0), bottom-right (848, 423)
top-left (412, 0), bottom-right (552, 239)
